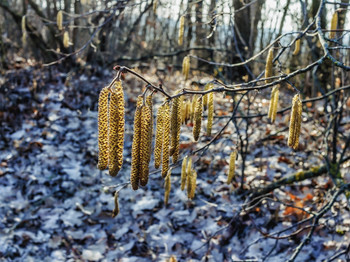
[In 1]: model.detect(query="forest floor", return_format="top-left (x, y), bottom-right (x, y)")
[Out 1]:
top-left (0, 64), bottom-right (349, 262)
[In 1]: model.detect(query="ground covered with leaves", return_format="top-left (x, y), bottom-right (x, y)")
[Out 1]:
top-left (1, 65), bottom-right (349, 262)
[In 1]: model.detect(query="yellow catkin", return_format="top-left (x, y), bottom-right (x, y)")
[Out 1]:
top-left (153, 0), bottom-right (157, 14)
top-left (97, 87), bottom-right (109, 170)
top-left (207, 90), bottom-right (214, 136)
top-left (170, 96), bottom-right (182, 163)
top-left (181, 100), bottom-right (187, 124)
top-left (288, 94), bottom-right (302, 149)
top-left (185, 100), bottom-right (192, 124)
top-left (22, 16), bottom-right (26, 33)
top-left (182, 56), bottom-right (190, 80)
top-left (169, 255), bottom-right (177, 262)
top-left (145, 95), bottom-right (153, 170)
top-left (164, 169), bottom-right (171, 205)
top-left (330, 11), bottom-right (338, 39)
top-left (112, 191), bottom-right (119, 217)
top-left (193, 96), bottom-right (203, 141)
top-left (57, 10), bottom-right (63, 31)
top-left (180, 156), bottom-right (188, 191)
top-left (154, 104), bottom-right (164, 169)
top-left (162, 103), bottom-right (171, 178)
top-left (227, 151), bottom-right (237, 184)
top-left (108, 81), bottom-right (125, 177)
top-left (203, 83), bottom-right (213, 110)
top-left (139, 103), bottom-right (152, 186)
top-left (189, 169), bottom-right (197, 199)
top-left (265, 48), bottom-right (274, 84)
top-left (186, 158), bottom-right (192, 197)
top-left (292, 39), bottom-right (300, 56)
top-left (178, 15), bottom-right (185, 46)
top-left (63, 31), bottom-right (69, 48)
top-left (268, 86), bottom-right (279, 123)
top-left (21, 16), bottom-right (27, 47)
top-left (191, 95), bottom-right (197, 123)
top-left (131, 96), bottom-right (143, 190)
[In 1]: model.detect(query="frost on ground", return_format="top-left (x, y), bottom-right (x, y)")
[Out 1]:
top-left (0, 67), bottom-right (349, 262)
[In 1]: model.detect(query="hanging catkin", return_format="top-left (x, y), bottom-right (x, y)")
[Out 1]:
top-left (182, 56), bottom-right (190, 80)
top-left (112, 191), bottom-right (119, 217)
top-left (139, 102), bottom-right (152, 186)
top-left (292, 39), bottom-right (300, 56)
top-left (178, 15), bottom-right (185, 46)
top-left (288, 94), bottom-right (302, 149)
top-left (154, 105), bottom-right (164, 169)
top-left (265, 48), bottom-right (274, 84)
top-left (162, 103), bottom-right (171, 178)
top-left (227, 151), bottom-right (237, 184)
top-left (193, 96), bottom-right (203, 141)
top-left (186, 158), bottom-right (192, 197)
top-left (268, 86), bottom-right (279, 123)
top-left (97, 87), bottom-right (109, 170)
top-left (330, 11), bottom-right (338, 39)
top-left (57, 10), bottom-right (63, 31)
top-left (191, 95), bottom-right (197, 123)
top-left (189, 169), bottom-right (197, 199)
top-left (130, 96), bottom-right (143, 190)
top-left (207, 89), bottom-right (214, 136)
top-left (108, 81), bottom-right (125, 177)
top-left (63, 31), bottom-right (70, 48)
top-left (21, 16), bottom-right (27, 47)
top-left (170, 95), bottom-right (182, 163)
top-left (164, 169), bottom-right (171, 205)
top-left (180, 155), bottom-right (188, 191)
top-left (203, 83), bottom-right (213, 110)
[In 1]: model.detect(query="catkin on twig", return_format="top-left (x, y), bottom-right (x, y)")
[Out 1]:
top-left (227, 151), bottom-right (237, 184)
top-left (112, 191), bottom-right (119, 217)
top-left (154, 105), bottom-right (164, 169)
top-left (170, 96), bottom-right (182, 163)
top-left (139, 103), bottom-right (152, 186)
top-left (162, 103), bottom-right (171, 178)
top-left (207, 89), bottom-right (214, 136)
top-left (265, 48), bottom-right (274, 84)
top-left (130, 96), bottom-right (143, 190)
top-left (180, 156), bottom-right (188, 191)
top-left (108, 81), bottom-right (125, 177)
top-left (189, 169), bottom-right (197, 199)
top-left (178, 15), bottom-right (185, 46)
top-left (191, 95), bottom-right (197, 123)
top-left (182, 56), bottom-right (190, 80)
top-left (292, 39), bottom-right (300, 56)
top-left (21, 16), bottom-right (27, 47)
top-left (186, 158), bottom-right (192, 197)
top-left (203, 83), bottom-right (213, 110)
top-left (193, 96), bottom-right (203, 141)
top-left (57, 10), bottom-right (63, 31)
top-left (63, 31), bottom-right (70, 48)
top-left (330, 11), bottom-right (338, 39)
top-left (164, 169), bottom-right (171, 205)
top-left (287, 94), bottom-right (302, 149)
top-left (268, 86), bottom-right (279, 123)
top-left (97, 87), bottom-right (110, 170)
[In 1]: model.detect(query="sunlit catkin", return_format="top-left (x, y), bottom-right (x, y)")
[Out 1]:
top-left (63, 31), bottom-right (69, 48)
top-left (182, 56), bottom-right (190, 80)
top-left (203, 83), bottom-right (213, 110)
top-left (108, 81), bottom-right (125, 177)
top-left (265, 48), bottom-right (274, 84)
top-left (207, 90), bottom-right (214, 136)
top-left (162, 103), bottom-right (171, 178)
top-left (288, 94), bottom-right (302, 149)
top-left (153, 0), bottom-right (157, 15)
top-left (154, 105), bottom-right (164, 169)
top-left (112, 191), bottom-right (119, 217)
top-left (145, 95), bottom-right (153, 166)
top-left (180, 155), bottom-right (188, 190)
top-left (178, 15), bottom-right (185, 46)
top-left (292, 39), bottom-right (300, 56)
top-left (191, 95), bottom-right (197, 123)
top-left (164, 169), bottom-right (171, 205)
top-left (189, 169), bottom-right (197, 199)
top-left (186, 158), bottom-right (192, 197)
top-left (170, 96), bottom-right (182, 163)
top-left (169, 255), bottom-right (177, 262)
top-left (57, 10), bottom-right (63, 31)
top-left (97, 87), bottom-right (109, 170)
top-left (193, 96), bottom-right (203, 141)
top-left (268, 86), bottom-right (279, 123)
top-left (131, 97), bottom-right (143, 190)
top-left (139, 103), bottom-right (152, 186)
top-left (21, 16), bottom-right (27, 47)
top-left (330, 11), bottom-right (338, 39)
top-left (227, 151), bottom-right (237, 184)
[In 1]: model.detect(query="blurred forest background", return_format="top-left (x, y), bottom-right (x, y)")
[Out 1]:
top-left (1, 0), bottom-right (350, 261)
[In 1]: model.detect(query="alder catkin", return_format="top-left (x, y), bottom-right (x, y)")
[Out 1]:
top-left (57, 10), bottom-right (63, 31)
top-left (288, 94), bottom-right (302, 149)
top-left (182, 56), bottom-right (190, 80)
top-left (186, 158), bottom-right (192, 197)
top-left (193, 96), bottom-right (203, 141)
top-left (164, 169), bottom-right (171, 205)
top-left (21, 16), bottom-right (27, 47)
top-left (112, 191), bottom-right (119, 217)
top-left (207, 90), bottom-right (214, 136)
top-left (169, 255), bottom-right (177, 262)
top-left (178, 15), bottom-right (185, 46)
top-left (97, 87), bottom-right (110, 170)
top-left (108, 81), bottom-right (125, 177)
top-left (130, 96), bottom-right (143, 190)
top-left (227, 151), bottom-right (237, 184)
top-left (170, 96), bottom-right (182, 163)
top-left (63, 31), bottom-right (70, 48)
top-left (189, 169), bottom-right (197, 199)
top-left (292, 39), bottom-right (300, 56)
top-left (139, 103), bottom-right (152, 186)
top-left (191, 95), bottom-right (197, 123)
top-left (330, 11), bottom-right (338, 39)
top-left (153, 0), bottom-right (157, 15)
top-left (265, 48), bottom-right (274, 84)
top-left (268, 86), bottom-right (279, 123)
top-left (162, 103), bottom-right (171, 178)
top-left (203, 83), bottom-right (213, 110)
top-left (154, 105), bottom-right (164, 169)
top-left (180, 155), bottom-right (188, 191)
